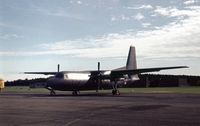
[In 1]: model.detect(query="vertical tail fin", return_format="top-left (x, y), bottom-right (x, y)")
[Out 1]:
top-left (126, 46), bottom-right (139, 80)
top-left (126, 46), bottom-right (137, 70)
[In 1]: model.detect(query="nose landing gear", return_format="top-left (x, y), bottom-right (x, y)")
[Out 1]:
top-left (46, 87), bottom-right (56, 96)
top-left (50, 89), bottom-right (56, 96)
top-left (72, 90), bottom-right (80, 96)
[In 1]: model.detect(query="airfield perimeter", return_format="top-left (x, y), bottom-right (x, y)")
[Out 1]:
top-left (1, 87), bottom-right (200, 126)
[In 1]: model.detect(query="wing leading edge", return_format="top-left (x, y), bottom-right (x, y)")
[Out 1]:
top-left (24, 72), bottom-right (57, 75)
top-left (24, 66), bottom-right (188, 75)
top-left (111, 66), bottom-right (188, 75)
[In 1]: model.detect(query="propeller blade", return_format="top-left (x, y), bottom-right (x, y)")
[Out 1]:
top-left (97, 62), bottom-right (102, 91)
top-left (57, 64), bottom-right (60, 72)
top-left (98, 62), bottom-right (100, 72)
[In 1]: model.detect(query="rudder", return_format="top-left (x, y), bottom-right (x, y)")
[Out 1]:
top-left (126, 46), bottom-right (137, 70)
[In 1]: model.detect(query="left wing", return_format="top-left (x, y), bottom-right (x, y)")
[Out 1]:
top-left (24, 72), bottom-right (57, 75)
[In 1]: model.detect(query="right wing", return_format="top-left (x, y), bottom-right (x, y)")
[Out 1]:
top-left (111, 66), bottom-right (188, 76)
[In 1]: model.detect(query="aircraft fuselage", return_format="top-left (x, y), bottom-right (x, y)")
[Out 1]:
top-left (46, 77), bottom-right (113, 91)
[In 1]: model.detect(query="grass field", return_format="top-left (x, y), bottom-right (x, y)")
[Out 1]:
top-left (1, 86), bottom-right (200, 94)
top-left (118, 87), bottom-right (200, 94)
top-left (1, 86), bottom-right (49, 93)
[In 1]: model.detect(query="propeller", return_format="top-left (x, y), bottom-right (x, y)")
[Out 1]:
top-left (98, 62), bottom-right (100, 72)
top-left (96, 62), bottom-right (102, 92)
top-left (57, 64), bottom-right (60, 72)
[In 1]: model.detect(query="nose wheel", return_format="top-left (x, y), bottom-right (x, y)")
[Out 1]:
top-left (72, 90), bottom-right (79, 96)
top-left (50, 89), bottom-right (56, 96)
top-left (46, 87), bottom-right (56, 96)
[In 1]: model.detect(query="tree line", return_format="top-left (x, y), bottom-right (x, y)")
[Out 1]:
top-left (5, 74), bottom-right (200, 87)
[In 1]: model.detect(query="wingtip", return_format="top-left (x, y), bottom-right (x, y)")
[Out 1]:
top-left (181, 66), bottom-right (189, 68)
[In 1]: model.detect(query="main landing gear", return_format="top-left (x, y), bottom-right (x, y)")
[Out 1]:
top-left (112, 81), bottom-right (120, 95)
top-left (112, 89), bottom-right (120, 95)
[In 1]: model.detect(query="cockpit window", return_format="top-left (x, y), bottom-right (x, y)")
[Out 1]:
top-left (55, 73), bottom-right (64, 79)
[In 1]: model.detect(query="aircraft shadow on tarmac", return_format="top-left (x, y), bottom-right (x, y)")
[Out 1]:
top-left (0, 92), bottom-right (162, 99)
top-left (125, 104), bottom-right (171, 111)
top-left (26, 93), bottom-right (132, 97)
top-left (0, 92), bottom-right (116, 97)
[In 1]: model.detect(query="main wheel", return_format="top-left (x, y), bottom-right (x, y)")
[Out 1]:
top-left (112, 89), bottom-right (117, 95)
top-left (112, 89), bottom-right (120, 95)
top-left (72, 91), bottom-right (78, 96)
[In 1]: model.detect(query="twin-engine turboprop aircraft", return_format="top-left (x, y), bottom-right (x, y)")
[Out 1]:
top-left (25, 46), bottom-right (188, 95)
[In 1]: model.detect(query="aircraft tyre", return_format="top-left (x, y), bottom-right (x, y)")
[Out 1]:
top-left (112, 89), bottom-right (120, 95)
top-left (72, 90), bottom-right (78, 96)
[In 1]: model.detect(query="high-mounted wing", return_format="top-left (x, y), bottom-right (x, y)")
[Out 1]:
top-left (111, 66), bottom-right (188, 76)
top-left (24, 72), bottom-right (57, 75)
top-left (24, 66), bottom-right (188, 77)
top-left (24, 70), bottom-right (108, 75)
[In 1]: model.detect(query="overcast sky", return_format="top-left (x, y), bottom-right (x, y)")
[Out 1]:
top-left (1, 0), bottom-right (200, 81)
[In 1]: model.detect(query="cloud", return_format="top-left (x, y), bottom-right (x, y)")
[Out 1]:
top-left (77, 1), bottom-right (82, 4)
top-left (133, 13), bottom-right (144, 20)
top-left (142, 23), bottom-right (151, 28)
top-left (111, 16), bottom-right (117, 21)
top-left (127, 5), bottom-right (153, 10)
top-left (111, 15), bottom-right (131, 21)
top-left (37, 5), bottom-right (200, 59)
top-left (154, 6), bottom-right (172, 16)
top-left (46, 10), bottom-right (84, 20)
top-left (0, 34), bottom-right (24, 39)
top-left (120, 15), bottom-right (131, 21)
top-left (32, 6), bottom-right (84, 20)
top-left (154, 6), bottom-right (199, 18)
top-left (184, 0), bottom-right (196, 5)
top-left (70, 0), bottom-right (82, 5)
top-left (111, 13), bottom-right (145, 22)
top-left (1, 5), bottom-right (200, 60)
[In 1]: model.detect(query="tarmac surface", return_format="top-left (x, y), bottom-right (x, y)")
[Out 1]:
top-left (0, 92), bottom-right (200, 126)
